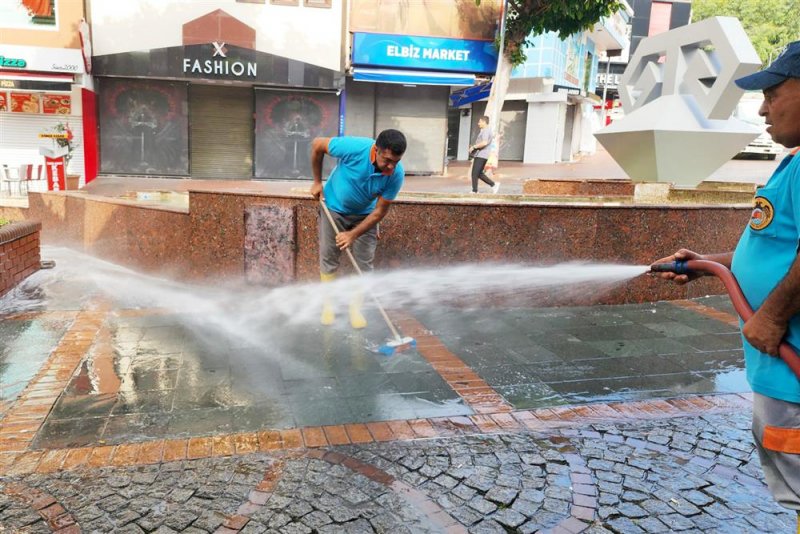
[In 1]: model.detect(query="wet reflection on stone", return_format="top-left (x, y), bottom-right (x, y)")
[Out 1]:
top-left (415, 295), bottom-right (749, 409)
top-left (4, 249), bottom-right (752, 452)
top-left (0, 314), bottom-right (73, 401)
top-left (34, 309), bottom-right (469, 447)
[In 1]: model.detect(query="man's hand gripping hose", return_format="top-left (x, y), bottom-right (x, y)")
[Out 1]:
top-left (649, 259), bottom-right (800, 380)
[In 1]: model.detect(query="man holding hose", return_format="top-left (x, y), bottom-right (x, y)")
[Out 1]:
top-left (309, 129), bottom-right (407, 328)
top-left (653, 41), bottom-right (800, 531)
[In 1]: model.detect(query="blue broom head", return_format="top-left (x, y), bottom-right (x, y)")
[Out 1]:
top-left (378, 336), bottom-right (417, 355)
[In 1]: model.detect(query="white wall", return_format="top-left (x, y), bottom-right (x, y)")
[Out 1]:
top-left (578, 101), bottom-right (599, 155)
top-left (89, 0), bottom-right (343, 71)
top-left (523, 93), bottom-right (567, 164)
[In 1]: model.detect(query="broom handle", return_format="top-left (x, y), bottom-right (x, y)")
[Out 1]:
top-left (320, 200), bottom-right (403, 341)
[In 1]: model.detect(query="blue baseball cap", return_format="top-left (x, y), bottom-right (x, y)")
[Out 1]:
top-left (735, 40), bottom-right (800, 90)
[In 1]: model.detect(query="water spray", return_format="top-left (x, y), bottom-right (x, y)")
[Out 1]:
top-left (649, 259), bottom-right (800, 379)
top-left (320, 200), bottom-right (416, 356)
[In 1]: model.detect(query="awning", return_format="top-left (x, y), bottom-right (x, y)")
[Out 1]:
top-left (352, 67), bottom-right (475, 87)
top-left (449, 82), bottom-right (492, 107)
top-left (0, 69), bottom-right (74, 83)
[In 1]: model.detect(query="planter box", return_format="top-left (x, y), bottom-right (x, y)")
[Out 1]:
top-left (0, 220), bottom-right (42, 298)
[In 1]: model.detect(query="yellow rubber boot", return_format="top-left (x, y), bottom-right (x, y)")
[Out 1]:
top-left (349, 291), bottom-right (367, 329)
top-left (320, 272), bottom-right (336, 326)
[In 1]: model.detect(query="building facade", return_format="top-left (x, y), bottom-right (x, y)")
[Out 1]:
top-left (596, 0), bottom-right (692, 104)
top-left (0, 0), bottom-right (94, 185)
top-left (345, 0), bottom-right (501, 175)
top-left (451, 3), bottom-right (633, 165)
top-left (88, 0), bottom-right (345, 180)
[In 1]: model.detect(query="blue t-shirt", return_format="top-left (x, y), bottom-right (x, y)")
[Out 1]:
top-left (731, 151), bottom-right (800, 403)
top-left (323, 137), bottom-right (404, 216)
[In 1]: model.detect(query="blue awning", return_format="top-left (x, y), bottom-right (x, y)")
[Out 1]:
top-left (449, 82), bottom-right (492, 107)
top-left (352, 67), bottom-right (475, 87)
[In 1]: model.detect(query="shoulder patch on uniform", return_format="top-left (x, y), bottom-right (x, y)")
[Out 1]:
top-left (750, 196), bottom-right (774, 230)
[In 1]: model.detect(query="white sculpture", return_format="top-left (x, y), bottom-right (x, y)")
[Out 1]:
top-left (595, 17), bottom-right (763, 186)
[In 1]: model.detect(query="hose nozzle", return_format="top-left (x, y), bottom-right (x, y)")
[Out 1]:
top-left (649, 260), bottom-right (691, 275)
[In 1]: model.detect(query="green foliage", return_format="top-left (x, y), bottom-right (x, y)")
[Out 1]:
top-left (692, 0), bottom-right (800, 63)
top-left (0, 218), bottom-right (11, 228)
top-left (479, 0), bottom-right (623, 66)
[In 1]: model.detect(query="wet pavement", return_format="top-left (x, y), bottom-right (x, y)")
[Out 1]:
top-left (2, 249), bottom-right (798, 533)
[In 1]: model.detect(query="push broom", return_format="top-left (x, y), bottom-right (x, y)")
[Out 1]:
top-left (320, 200), bottom-right (416, 355)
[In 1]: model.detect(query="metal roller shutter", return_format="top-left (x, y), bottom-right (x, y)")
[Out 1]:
top-left (374, 84), bottom-right (448, 175)
top-left (0, 113), bottom-right (85, 178)
top-left (189, 85), bottom-right (253, 179)
top-left (471, 100), bottom-right (527, 161)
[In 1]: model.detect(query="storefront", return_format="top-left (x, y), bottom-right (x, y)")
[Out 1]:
top-left (90, 3), bottom-right (344, 180)
top-left (344, 32), bottom-right (498, 175)
top-left (0, 44), bottom-right (88, 184)
top-left (344, 0), bottom-right (501, 175)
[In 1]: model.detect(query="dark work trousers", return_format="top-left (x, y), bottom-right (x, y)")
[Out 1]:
top-left (471, 157), bottom-right (495, 192)
top-left (319, 206), bottom-right (378, 274)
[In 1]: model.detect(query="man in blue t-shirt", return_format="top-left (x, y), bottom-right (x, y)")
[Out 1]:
top-left (310, 129), bottom-right (406, 328)
top-left (653, 41), bottom-right (800, 530)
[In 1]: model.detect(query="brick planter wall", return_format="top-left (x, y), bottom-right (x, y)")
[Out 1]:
top-left (0, 221), bottom-right (42, 298)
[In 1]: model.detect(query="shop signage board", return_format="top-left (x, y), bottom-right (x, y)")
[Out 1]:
top-left (182, 41), bottom-right (258, 78)
top-left (44, 156), bottom-right (66, 191)
top-left (93, 43), bottom-right (339, 88)
top-left (0, 56), bottom-right (27, 68)
top-left (352, 33), bottom-right (498, 74)
top-left (0, 45), bottom-right (84, 74)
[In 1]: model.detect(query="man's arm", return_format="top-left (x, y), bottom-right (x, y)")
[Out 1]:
top-left (470, 131), bottom-right (490, 152)
top-left (334, 196), bottom-right (392, 250)
top-left (744, 254), bottom-right (800, 355)
top-left (650, 249), bottom-right (733, 284)
top-left (310, 137), bottom-right (331, 200)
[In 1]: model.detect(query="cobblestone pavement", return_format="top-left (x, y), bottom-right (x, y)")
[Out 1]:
top-left (1, 409), bottom-right (796, 533)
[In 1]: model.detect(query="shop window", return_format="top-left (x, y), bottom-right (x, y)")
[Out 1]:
top-left (304, 0), bottom-right (331, 7)
top-left (254, 89), bottom-right (339, 179)
top-left (271, 0), bottom-right (299, 5)
top-left (98, 79), bottom-right (189, 176)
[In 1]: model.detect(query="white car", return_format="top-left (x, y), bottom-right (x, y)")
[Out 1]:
top-left (733, 92), bottom-right (784, 160)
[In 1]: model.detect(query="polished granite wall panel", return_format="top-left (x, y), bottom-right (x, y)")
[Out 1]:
top-left (244, 204), bottom-right (296, 285)
top-left (186, 193), bottom-right (304, 281)
top-left (24, 193), bottom-right (192, 275)
top-left (16, 191), bottom-right (753, 305)
top-left (523, 179), bottom-right (634, 196)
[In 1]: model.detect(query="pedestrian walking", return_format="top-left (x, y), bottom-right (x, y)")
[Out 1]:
top-left (469, 115), bottom-right (500, 194)
top-left (309, 129), bottom-right (407, 329)
top-left (652, 41), bottom-right (800, 533)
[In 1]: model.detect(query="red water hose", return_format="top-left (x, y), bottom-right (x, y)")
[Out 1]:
top-left (678, 259), bottom-right (800, 380)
